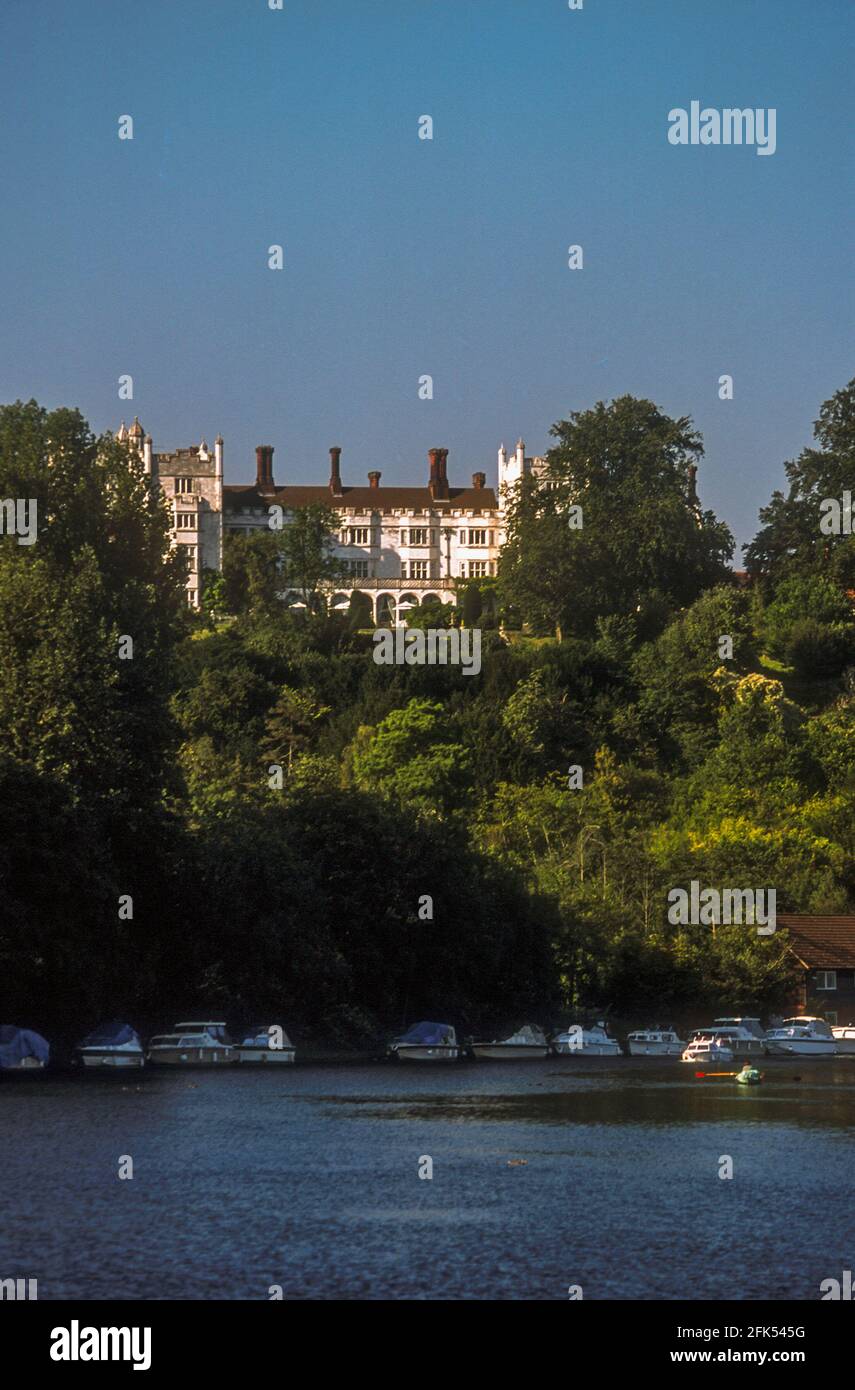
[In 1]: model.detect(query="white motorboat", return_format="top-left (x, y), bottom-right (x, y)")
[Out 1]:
top-left (235, 1026), bottom-right (295, 1064)
top-left (764, 1016), bottom-right (837, 1056)
top-left (710, 1017), bottom-right (767, 1058)
top-left (389, 1021), bottom-right (459, 1061)
top-left (831, 1025), bottom-right (855, 1056)
top-left (471, 1024), bottom-right (550, 1060)
top-left (76, 1020), bottom-right (144, 1069)
top-left (553, 1022), bottom-right (623, 1057)
top-left (627, 1027), bottom-right (685, 1057)
top-left (146, 1021), bottom-right (235, 1066)
top-left (681, 1032), bottom-right (735, 1065)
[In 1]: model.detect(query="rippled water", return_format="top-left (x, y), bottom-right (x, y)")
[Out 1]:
top-left (2, 1058), bottom-right (853, 1300)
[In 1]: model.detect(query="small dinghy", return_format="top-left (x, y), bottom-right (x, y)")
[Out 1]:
top-left (76, 1020), bottom-right (144, 1069)
top-left (0, 1025), bottom-right (50, 1073)
top-left (471, 1024), bottom-right (550, 1060)
top-left (736, 1064), bottom-right (763, 1085)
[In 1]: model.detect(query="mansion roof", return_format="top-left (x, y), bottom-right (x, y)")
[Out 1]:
top-left (223, 484), bottom-right (499, 512)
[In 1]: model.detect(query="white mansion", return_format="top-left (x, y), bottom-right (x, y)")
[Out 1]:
top-left (116, 419), bottom-right (546, 623)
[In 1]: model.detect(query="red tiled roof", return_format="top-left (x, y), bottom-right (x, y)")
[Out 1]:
top-left (223, 484), bottom-right (498, 510)
top-left (778, 915), bottom-right (855, 969)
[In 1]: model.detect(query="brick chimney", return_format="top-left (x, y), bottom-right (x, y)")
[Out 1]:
top-left (367, 470), bottom-right (381, 489)
top-left (472, 471), bottom-right (485, 490)
top-left (429, 446), bottom-right (449, 500)
top-left (255, 444), bottom-right (275, 489)
top-left (329, 446), bottom-right (343, 497)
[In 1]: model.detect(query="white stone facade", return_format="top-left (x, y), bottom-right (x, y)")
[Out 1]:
top-left (119, 421), bottom-right (547, 616)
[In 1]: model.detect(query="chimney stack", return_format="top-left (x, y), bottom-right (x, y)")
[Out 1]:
top-left (367, 470), bottom-right (381, 489)
top-left (329, 446), bottom-right (343, 497)
top-left (255, 445), bottom-right (275, 489)
top-left (428, 447), bottom-right (449, 500)
top-left (472, 471), bottom-right (485, 490)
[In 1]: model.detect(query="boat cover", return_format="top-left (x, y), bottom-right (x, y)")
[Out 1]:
top-left (0, 1025), bottom-right (50, 1068)
top-left (398, 1022), bottom-right (453, 1045)
top-left (80, 1020), bottom-right (140, 1048)
top-left (500, 1025), bottom-right (547, 1046)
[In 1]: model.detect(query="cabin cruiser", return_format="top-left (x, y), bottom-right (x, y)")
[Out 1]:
top-left (0, 1025), bottom-right (50, 1072)
top-left (146, 1021), bottom-right (234, 1066)
top-left (681, 1032), bottom-right (735, 1065)
top-left (235, 1026), bottom-right (295, 1064)
top-left (471, 1025), bottom-right (550, 1060)
top-left (76, 1020), bottom-right (144, 1069)
top-left (552, 1022), bottom-right (623, 1057)
top-left (710, 1018), bottom-right (767, 1058)
top-left (627, 1027), bottom-right (685, 1057)
top-left (764, 1017), bottom-right (837, 1056)
top-left (831, 1024), bottom-right (855, 1056)
top-left (389, 1022), bottom-right (459, 1061)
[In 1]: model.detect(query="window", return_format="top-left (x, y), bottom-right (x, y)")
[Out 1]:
top-left (408, 528), bottom-right (428, 546)
top-left (816, 971), bottom-right (837, 991)
top-left (468, 529), bottom-right (488, 546)
top-left (347, 527), bottom-right (370, 545)
top-left (468, 560), bottom-right (488, 578)
top-left (182, 544), bottom-right (198, 572)
top-left (187, 589), bottom-right (197, 606)
top-left (344, 560), bottom-right (369, 577)
top-left (407, 560), bottom-right (429, 580)
top-left (825, 1011), bottom-right (838, 1026)
top-left (176, 512), bottom-right (197, 530)
top-left (174, 477), bottom-right (195, 494)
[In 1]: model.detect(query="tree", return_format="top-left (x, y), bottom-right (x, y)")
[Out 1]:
top-left (461, 581), bottom-right (483, 626)
top-left (276, 503), bottom-right (347, 610)
top-left (746, 379), bottom-right (855, 592)
top-left (0, 401), bottom-right (185, 819)
top-left (348, 698), bottom-right (473, 817)
top-left (498, 396), bottom-right (733, 639)
top-left (261, 685), bottom-right (331, 772)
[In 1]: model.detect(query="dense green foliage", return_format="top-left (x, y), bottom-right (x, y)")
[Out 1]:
top-left (1, 389), bottom-right (853, 1047)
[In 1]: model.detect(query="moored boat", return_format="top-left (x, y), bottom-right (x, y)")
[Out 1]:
top-left (0, 1025), bottom-right (50, 1072)
top-left (146, 1021), bottom-right (234, 1066)
top-left (764, 1016), bottom-right (837, 1056)
top-left (831, 1024), bottom-right (855, 1056)
top-left (553, 1022), bottom-right (623, 1057)
top-left (681, 1032), bottom-right (735, 1065)
top-left (627, 1026), bottom-right (685, 1057)
top-left (389, 1021), bottom-right (459, 1061)
top-left (235, 1026), bottom-right (295, 1064)
top-left (710, 1017), bottom-right (767, 1058)
top-left (471, 1024), bottom-right (550, 1060)
top-left (76, 1020), bottom-right (144, 1069)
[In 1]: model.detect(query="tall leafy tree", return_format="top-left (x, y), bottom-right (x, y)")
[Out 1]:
top-left (745, 379), bottom-right (855, 591)
top-left (498, 396), bottom-right (733, 639)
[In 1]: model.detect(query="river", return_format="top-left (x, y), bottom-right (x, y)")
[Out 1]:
top-left (2, 1058), bottom-right (853, 1300)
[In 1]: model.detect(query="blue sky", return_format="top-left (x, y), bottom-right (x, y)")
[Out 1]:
top-left (0, 0), bottom-right (851, 554)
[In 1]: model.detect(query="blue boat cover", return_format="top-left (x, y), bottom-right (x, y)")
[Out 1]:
top-left (0, 1025), bottom-right (50, 1068)
top-left (80, 1020), bottom-right (140, 1048)
top-left (399, 1021), bottom-right (452, 1044)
